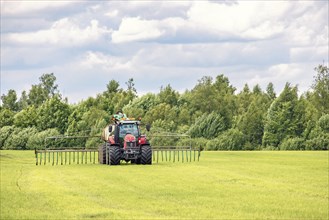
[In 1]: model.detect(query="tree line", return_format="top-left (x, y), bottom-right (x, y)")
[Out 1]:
top-left (1, 64), bottom-right (328, 151)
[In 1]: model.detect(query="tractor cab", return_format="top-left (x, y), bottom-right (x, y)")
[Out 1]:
top-left (114, 120), bottom-right (140, 148)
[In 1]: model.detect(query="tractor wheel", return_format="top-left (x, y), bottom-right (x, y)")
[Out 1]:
top-left (100, 144), bottom-right (107, 164)
top-left (141, 145), bottom-right (152, 165)
top-left (109, 146), bottom-right (121, 165)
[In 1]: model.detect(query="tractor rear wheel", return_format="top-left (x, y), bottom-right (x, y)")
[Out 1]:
top-left (102, 144), bottom-right (107, 164)
top-left (109, 146), bottom-right (121, 165)
top-left (141, 145), bottom-right (152, 165)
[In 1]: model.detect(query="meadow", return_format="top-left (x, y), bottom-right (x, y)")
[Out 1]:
top-left (0, 150), bottom-right (328, 219)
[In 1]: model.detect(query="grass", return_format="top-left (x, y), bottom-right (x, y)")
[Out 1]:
top-left (0, 150), bottom-right (328, 219)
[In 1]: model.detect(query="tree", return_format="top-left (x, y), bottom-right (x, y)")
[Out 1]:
top-left (104, 80), bottom-right (121, 98)
top-left (39, 73), bottom-right (58, 96)
top-left (28, 84), bottom-right (46, 106)
top-left (190, 76), bottom-right (216, 113)
top-left (311, 64), bottom-right (329, 114)
top-left (189, 75), bottom-right (236, 128)
top-left (0, 109), bottom-right (15, 127)
top-left (28, 73), bottom-right (59, 106)
top-left (125, 78), bottom-right (137, 93)
top-left (237, 84), bottom-right (252, 114)
top-left (1, 89), bottom-right (18, 111)
top-left (318, 114), bottom-right (329, 132)
top-left (252, 84), bottom-right (262, 95)
top-left (266, 82), bottom-right (276, 100)
top-left (37, 96), bottom-right (71, 133)
top-left (237, 97), bottom-right (266, 147)
top-left (189, 112), bottom-right (227, 139)
top-left (159, 84), bottom-right (178, 106)
top-left (14, 106), bottom-right (38, 128)
top-left (206, 128), bottom-right (245, 151)
top-left (3, 127), bottom-right (38, 150)
top-left (0, 126), bottom-right (14, 149)
top-left (26, 128), bottom-right (60, 150)
top-left (123, 93), bottom-right (158, 119)
top-left (17, 91), bottom-right (28, 110)
top-left (262, 83), bottom-right (303, 147)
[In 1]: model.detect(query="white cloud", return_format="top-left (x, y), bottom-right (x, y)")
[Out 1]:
top-left (1, 0), bottom-right (73, 16)
top-left (4, 18), bottom-right (112, 47)
top-left (1, 0), bottom-right (328, 103)
top-left (80, 51), bottom-right (132, 70)
top-left (112, 17), bottom-right (164, 43)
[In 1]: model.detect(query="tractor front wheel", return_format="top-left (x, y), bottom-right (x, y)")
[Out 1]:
top-left (141, 145), bottom-right (152, 165)
top-left (109, 146), bottom-right (121, 165)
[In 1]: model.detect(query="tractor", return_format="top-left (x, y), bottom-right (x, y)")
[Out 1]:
top-left (99, 117), bottom-right (152, 165)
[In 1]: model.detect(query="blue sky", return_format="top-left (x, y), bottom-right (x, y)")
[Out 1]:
top-left (1, 0), bottom-right (328, 103)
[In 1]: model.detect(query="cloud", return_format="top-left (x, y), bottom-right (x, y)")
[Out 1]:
top-left (2, 1), bottom-right (73, 16)
top-left (1, 0), bottom-right (328, 104)
top-left (3, 18), bottom-right (111, 47)
top-left (112, 17), bottom-right (164, 43)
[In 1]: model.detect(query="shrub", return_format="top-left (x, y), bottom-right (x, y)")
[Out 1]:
top-left (243, 142), bottom-right (256, 151)
top-left (305, 134), bottom-right (329, 150)
top-left (189, 112), bottom-right (227, 139)
top-left (26, 128), bottom-right (60, 150)
top-left (206, 138), bottom-right (221, 151)
top-left (0, 126), bottom-right (15, 149)
top-left (0, 109), bottom-right (15, 127)
top-left (262, 146), bottom-right (280, 151)
top-left (280, 137), bottom-right (305, 150)
top-left (4, 127), bottom-right (38, 150)
top-left (206, 129), bottom-right (245, 151)
top-left (318, 114), bottom-right (329, 133)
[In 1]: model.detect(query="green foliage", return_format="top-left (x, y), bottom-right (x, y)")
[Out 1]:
top-left (237, 95), bottom-right (268, 146)
top-left (144, 103), bottom-right (178, 125)
top-left (0, 126), bottom-right (15, 149)
top-left (17, 91), bottom-right (28, 110)
top-left (189, 112), bottom-right (227, 139)
top-left (305, 135), bottom-right (329, 150)
top-left (13, 106), bottom-right (38, 128)
top-left (0, 109), bottom-right (15, 127)
top-left (37, 96), bottom-right (71, 133)
top-left (206, 129), bottom-right (245, 151)
top-left (3, 127), bottom-right (38, 149)
top-left (1, 65), bottom-right (328, 151)
top-left (266, 82), bottom-right (276, 100)
top-left (123, 93), bottom-right (158, 118)
top-left (187, 75), bottom-right (236, 127)
top-left (151, 119), bottom-right (177, 133)
top-left (159, 84), bottom-right (178, 106)
top-left (318, 114), bottom-right (329, 132)
top-left (311, 64), bottom-right (329, 114)
top-left (27, 73), bottom-right (59, 106)
top-left (280, 137), bottom-right (305, 150)
top-left (85, 118), bottom-right (107, 149)
top-left (263, 83), bottom-right (303, 147)
top-left (28, 85), bottom-right (45, 106)
top-left (26, 128), bottom-right (60, 150)
top-left (1, 89), bottom-right (18, 111)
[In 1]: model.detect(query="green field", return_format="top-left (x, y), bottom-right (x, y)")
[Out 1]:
top-left (0, 150), bottom-right (328, 219)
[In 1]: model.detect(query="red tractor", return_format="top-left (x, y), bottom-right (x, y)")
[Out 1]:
top-left (100, 118), bottom-right (152, 165)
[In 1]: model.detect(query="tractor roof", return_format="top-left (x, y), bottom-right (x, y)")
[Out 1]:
top-left (119, 120), bottom-right (140, 124)
top-left (114, 118), bottom-right (141, 125)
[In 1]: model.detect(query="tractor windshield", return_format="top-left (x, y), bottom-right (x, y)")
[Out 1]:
top-left (119, 123), bottom-right (139, 138)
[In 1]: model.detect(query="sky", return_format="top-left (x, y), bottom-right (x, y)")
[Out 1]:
top-left (1, 0), bottom-right (328, 104)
